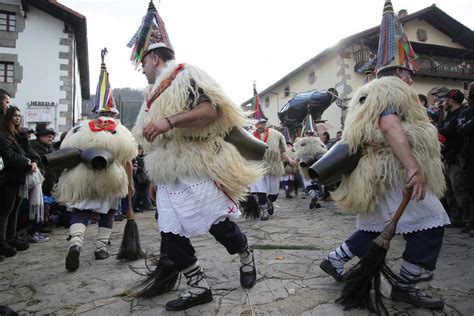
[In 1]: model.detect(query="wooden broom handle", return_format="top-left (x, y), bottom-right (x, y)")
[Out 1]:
top-left (390, 187), bottom-right (414, 225)
top-left (126, 160), bottom-right (135, 220)
top-left (127, 190), bottom-right (135, 220)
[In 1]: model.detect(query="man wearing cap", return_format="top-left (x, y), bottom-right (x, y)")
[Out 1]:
top-left (250, 119), bottom-right (296, 220)
top-left (437, 89), bottom-right (473, 233)
top-left (129, 1), bottom-right (262, 311)
top-left (31, 124), bottom-right (57, 196)
top-left (319, 0), bottom-right (449, 310)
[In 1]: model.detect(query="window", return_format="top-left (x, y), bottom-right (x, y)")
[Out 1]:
top-left (308, 71), bottom-right (316, 84)
top-left (0, 11), bottom-right (16, 32)
top-left (265, 96), bottom-right (270, 108)
top-left (284, 86), bottom-right (290, 97)
top-left (0, 62), bottom-right (14, 83)
top-left (416, 29), bottom-right (427, 42)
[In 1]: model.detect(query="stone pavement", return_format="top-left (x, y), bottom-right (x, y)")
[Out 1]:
top-left (1, 192), bottom-right (473, 315)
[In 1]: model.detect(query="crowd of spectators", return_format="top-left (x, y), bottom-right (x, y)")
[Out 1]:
top-left (0, 89), bottom-right (154, 261)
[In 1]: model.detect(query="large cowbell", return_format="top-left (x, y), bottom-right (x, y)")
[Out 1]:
top-left (278, 89), bottom-right (337, 127)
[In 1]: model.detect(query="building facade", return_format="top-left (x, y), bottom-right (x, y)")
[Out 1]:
top-left (0, 0), bottom-right (89, 133)
top-left (242, 5), bottom-right (474, 137)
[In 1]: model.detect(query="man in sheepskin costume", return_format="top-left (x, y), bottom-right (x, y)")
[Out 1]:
top-left (319, 0), bottom-right (449, 310)
top-left (129, 1), bottom-right (263, 311)
top-left (293, 116), bottom-right (328, 209)
top-left (55, 52), bottom-right (137, 272)
top-left (249, 118), bottom-right (297, 220)
top-left (293, 133), bottom-right (328, 209)
top-left (57, 114), bottom-right (137, 271)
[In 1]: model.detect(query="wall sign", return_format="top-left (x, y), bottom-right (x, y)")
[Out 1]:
top-left (27, 101), bottom-right (56, 107)
top-left (25, 107), bottom-right (55, 122)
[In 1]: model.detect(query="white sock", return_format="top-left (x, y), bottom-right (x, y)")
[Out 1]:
top-left (95, 227), bottom-right (112, 252)
top-left (398, 260), bottom-right (422, 288)
top-left (239, 248), bottom-right (254, 272)
top-left (328, 242), bottom-right (354, 275)
top-left (69, 223), bottom-right (86, 248)
top-left (182, 262), bottom-right (209, 298)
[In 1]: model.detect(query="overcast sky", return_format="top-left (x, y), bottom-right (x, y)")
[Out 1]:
top-left (60, 0), bottom-right (473, 103)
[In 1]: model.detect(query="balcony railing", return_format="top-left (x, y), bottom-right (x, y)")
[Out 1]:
top-left (416, 56), bottom-right (474, 79)
top-left (353, 49), bottom-right (474, 80)
top-left (354, 49), bottom-right (373, 71)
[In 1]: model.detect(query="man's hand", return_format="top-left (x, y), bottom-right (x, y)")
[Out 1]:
top-left (29, 162), bottom-right (38, 174)
top-left (289, 158), bottom-right (298, 168)
top-left (406, 169), bottom-right (426, 202)
top-left (143, 118), bottom-right (172, 142)
top-left (128, 183), bottom-right (135, 197)
top-left (150, 182), bottom-right (157, 202)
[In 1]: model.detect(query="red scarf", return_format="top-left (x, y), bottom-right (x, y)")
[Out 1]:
top-left (253, 128), bottom-right (269, 143)
top-left (145, 63), bottom-right (186, 112)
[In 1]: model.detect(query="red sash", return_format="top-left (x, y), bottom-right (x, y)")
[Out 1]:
top-left (253, 128), bottom-right (269, 143)
top-left (145, 63), bottom-right (186, 112)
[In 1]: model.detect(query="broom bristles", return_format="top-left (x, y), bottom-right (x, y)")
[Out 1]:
top-left (337, 243), bottom-right (389, 315)
top-left (240, 193), bottom-right (260, 219)
top-left (130, 253), bottom-right (179, 298)
top-left (116, 219), bottom-right (144, 261)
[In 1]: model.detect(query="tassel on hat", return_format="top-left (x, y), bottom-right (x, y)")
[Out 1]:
top-left (91, 48), bottom-right (119, 115)
top-left (252, 82), bottom-right (268, 123)
top-left (127, 0), bottom-right (173, 67)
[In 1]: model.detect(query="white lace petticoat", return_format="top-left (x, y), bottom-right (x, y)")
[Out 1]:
top-left (66, 196), bottom-right (120, 214)
top-left (250, 175), bottom-right (280, 195)
top-left (156, 176), bottom-right (240, 238)
top-left (357, 188), bottom-right (450, 234)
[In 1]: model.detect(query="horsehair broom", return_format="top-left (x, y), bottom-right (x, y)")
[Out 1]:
top-left (336, 187), bottom-right (414, 316)
top-left (240, 193), bottom-right (261, 219)
top-left (117, 162), bottom-right (144, 261)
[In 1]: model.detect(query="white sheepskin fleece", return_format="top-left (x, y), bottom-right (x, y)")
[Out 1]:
top-left (132, 62), bottom-right (263, 201)
top-left (294, 136), bottom-right (328, 179)
top-left (332, 76), bottom-right (445, 214)
top-left (55, 119), bottom-right (138, 204)
top-left (283, 147), bottom-right (298, 176)
top-left (259, 128), bottom-right (286, 176)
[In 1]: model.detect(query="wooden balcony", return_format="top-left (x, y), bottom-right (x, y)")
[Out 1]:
top-left (415, 56), bottom-right (474, 80)
top-left (353, 49), bottom-right (474, 80)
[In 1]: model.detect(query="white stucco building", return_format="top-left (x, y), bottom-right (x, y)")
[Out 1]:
top-left (242, 5), bottom-right (474, 138)
top-left (0, 0), bottom-right (89, 133)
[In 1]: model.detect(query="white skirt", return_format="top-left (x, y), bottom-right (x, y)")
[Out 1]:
top-left (281, 175), bottom-right (295, 181)
top-left (156, 176), bottom-right (240, 238)
top-left (250, 175), bottom-right (280, 195)
top-left (302, 176), bottom-right (313, 189)
top-left (357, 188), bottom-right (450, 234)
top-left (66, 196), bottom-right (120, 214)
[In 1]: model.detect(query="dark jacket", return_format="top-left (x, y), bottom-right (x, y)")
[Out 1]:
top-left (457, 106), bottom-right (474, 162)
top-left (438, 106), bottom-right (465, 164)
top-left (18, 130), bottom-right (40, 164)
top-left (0, 132), bottom-right (33, 186)
top-left (134, 155), bottom-right (148, 186)
top-left (30, 138), bottom-right (57, 195)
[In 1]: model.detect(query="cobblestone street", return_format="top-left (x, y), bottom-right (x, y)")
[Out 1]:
top-left (1, 192), bottom-right (473, 315)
